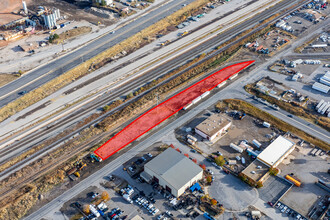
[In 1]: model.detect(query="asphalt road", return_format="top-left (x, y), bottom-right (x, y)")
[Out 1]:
top-left (0, 0), bottom-right (196, 107)
top-left (0, 0), bottom-right (305, 171)
top-left (23, 70), bottom-right (300, 220)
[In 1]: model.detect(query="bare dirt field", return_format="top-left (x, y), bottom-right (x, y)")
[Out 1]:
top-left (0, 74), bottom-right (18, 87)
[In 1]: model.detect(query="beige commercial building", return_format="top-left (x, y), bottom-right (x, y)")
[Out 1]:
top-left (195, 114), bottom-right (231, 142)
top-left (141, 148), bottom-right (203, 197)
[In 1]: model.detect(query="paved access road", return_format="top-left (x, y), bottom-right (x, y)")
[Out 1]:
top-left (0, 0), bottom-right (195, 107)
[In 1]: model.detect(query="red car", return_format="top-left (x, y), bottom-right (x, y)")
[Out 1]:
top-left (268, 201), bottom-right (273, 207)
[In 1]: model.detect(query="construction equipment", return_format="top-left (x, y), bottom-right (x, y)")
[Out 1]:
top-left (89, 153), bottom-right (103, 162)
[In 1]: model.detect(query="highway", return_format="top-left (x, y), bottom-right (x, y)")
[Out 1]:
top-left (0, 0), bottom-right (196, 107)
top-left (0, 0), bottom-right (311, 178)
top-left (24, 61), bottom-right (327, 220)
top-left (0, 0), bottom-right (320, 182)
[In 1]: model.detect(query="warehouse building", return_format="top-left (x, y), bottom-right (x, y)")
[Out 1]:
top-left (195, 114), bottom-right (231, 142)
top-left (257, 135), bottom-right (295, 168)
top-left (140, 148), bottom-right (203, 197)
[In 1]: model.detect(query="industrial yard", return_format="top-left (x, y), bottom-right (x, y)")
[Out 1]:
top-left (0, 0), bottom-right (329, 219)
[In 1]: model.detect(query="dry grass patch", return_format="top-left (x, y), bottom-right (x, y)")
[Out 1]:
top-left (0, 0), bottom-right (210, 123)
top-left (0, 74), bottom-right (18, 87)
top-left (51, 26), bottom-right (92, 44)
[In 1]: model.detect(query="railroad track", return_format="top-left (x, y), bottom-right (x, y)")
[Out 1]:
top-left (0, 0), bottom-right (310, 198)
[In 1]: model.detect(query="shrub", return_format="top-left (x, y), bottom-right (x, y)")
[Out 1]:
top-left (215, 156), bottom-right (225, 166)
top-left (206, 176), bottom-right (212, 183)
top-left (210, 199), bottom-right (217, 206)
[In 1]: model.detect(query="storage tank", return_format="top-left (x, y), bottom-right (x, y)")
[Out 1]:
top-left (285, 175), bottom-right (301, 187)
top-left (252, 139), bottom-right (262, 148)
top-left (230, 143), bottom-right (244, 153)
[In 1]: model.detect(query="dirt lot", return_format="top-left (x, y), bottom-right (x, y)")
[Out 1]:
top-left (244, 28), bottom-right (294, 55)
top-left (176, 109), bottom-right (280, 169)
top-left (278, 144), bottom-right (329, 216)
top-left (0, 73), bottom-right (18, 87)
top-left (52, 26), bottom-right (92, 44)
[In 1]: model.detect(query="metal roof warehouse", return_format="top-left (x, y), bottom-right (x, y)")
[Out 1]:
top-left (141, 148), bottom-right (203, 197)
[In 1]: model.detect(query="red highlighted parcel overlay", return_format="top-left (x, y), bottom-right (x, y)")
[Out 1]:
top-left (95, 61), bottom-right (255, 160)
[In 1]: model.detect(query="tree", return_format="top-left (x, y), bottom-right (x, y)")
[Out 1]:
top-left (192, 158), bottom-right (197, 163)
top-left (214, 156), bottom-right (226, 166)
top-left (169, 144), bottom-right (175, 149)
top-left (176, 148), bottom-right (181, 153)
top-left (103, 105), bottom-right (110, 112)
top-left (184, 153), bottom-right (189, 158)
top-left (269, 167), bottom-right (279, 176)
top-left (210, 199), bottom-right (217, 206)
top-left (83, 204), bottom-right (90, 214)
top-left (101, 191), bottom-right (109, 201)
top-left (126, 92), bottom-right (133, 99)
top-left (256, 181), bottom-right (263, 188)
top-left (101, 0), bottom-right (106, 6)
top-left (199, 164), bottom-right (206, 170)
top-left (206, 176), bottom-right (212, 183)
top-left (49, 33), bottom-right (59, 43)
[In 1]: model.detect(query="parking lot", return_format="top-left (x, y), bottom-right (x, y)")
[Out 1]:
top-left (208, 167), bottom-right (258, 211)
top-left (278, 144), bottom-right (330, 217)
top-left (257, 176), bottom-right (292, 205)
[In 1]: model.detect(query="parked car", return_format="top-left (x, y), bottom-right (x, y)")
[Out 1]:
top-left (207, 169), bottom-right (214, 175)
top-left (147, 153), bottom-right (153, 158)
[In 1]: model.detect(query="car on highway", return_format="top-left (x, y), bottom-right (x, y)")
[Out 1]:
top-left (18, 90), bottom-right (27, 95)
top-left (190, 149), bottom-right (197, 153)
top-left (287, 114), bottom-right (293, 118)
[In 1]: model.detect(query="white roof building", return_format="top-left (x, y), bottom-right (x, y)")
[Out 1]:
top-left (257, 136), bottom-right (295, 167)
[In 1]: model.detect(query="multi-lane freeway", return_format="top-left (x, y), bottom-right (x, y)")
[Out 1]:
top-left (0, 0), bottom-right (313, 178)
top-left (2, 0), bottom-right (329, 218)
top-left (0, 0), bottom-right (196, 107)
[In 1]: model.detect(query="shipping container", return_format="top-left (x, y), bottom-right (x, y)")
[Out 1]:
top-left (187, 138), bottom-right (195, 145)
top-left (201, 91), bottom-right (210, 99)
top-left (217, 81), bottom-right (227, 88)
top-left (183, 103), bottom-right (193, 110)
top-left (229, 73), bottom-right (238, 80)
top-left (316, 99), bottom-right (325, 109)
top-left (192, 96), bottom-right (202, 104)
top-left (262, 122), bottom-right (271, 128)
top-left (318, 102), bottom-right (328, 113)
top-left (187, 134), bottom-right (198, 142)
